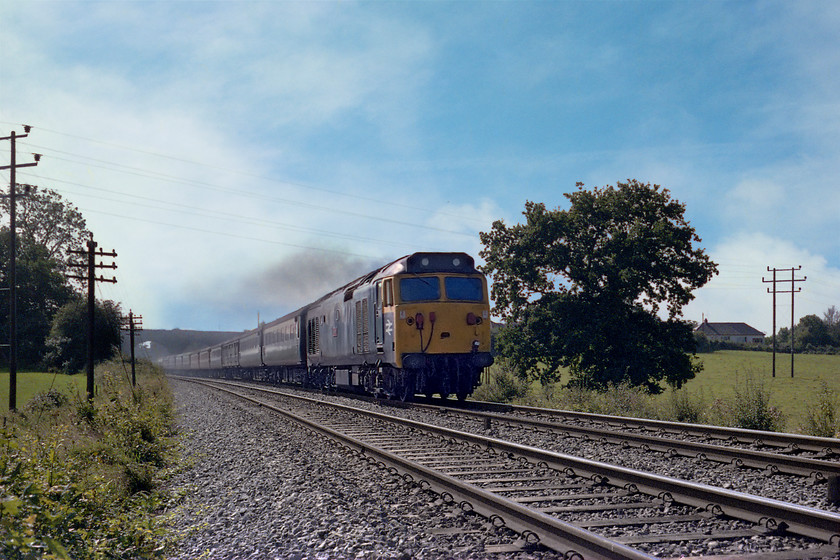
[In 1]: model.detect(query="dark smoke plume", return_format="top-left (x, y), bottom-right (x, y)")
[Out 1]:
top-left (236, 250), bottom-right (387, 310)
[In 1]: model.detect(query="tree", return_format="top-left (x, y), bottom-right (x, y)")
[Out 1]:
top-left (824, 306), bottom-right (840, 347)
top-left (43, 298), bottom-right (122, 374)
top-left (0, 229), bottom-right (74, 367)
top-left (794, 314), bottom-right (833, 349)
top-left (0, 185), bottom-right (89, 366)
top-left (0, 184), bottom-right (90, 269)
top-left (480, 180), bottom-right (718, 392)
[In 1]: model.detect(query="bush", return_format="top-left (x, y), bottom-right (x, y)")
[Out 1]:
top-left (23, 388), bottom-right (69, 413)
top-left (472, 360), bottom-right (529, 403)
top-left (551, 380), bottom-right (658, 419)
top-left (707, 371), bottom-right (785, 431)
top-left (801, 380), bottom-right (839, 438)
top-left (0, 360), bottom-right (175, 559)
top-left (664, 388), bottom-right (705, 424)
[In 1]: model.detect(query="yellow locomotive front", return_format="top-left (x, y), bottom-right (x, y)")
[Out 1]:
top-left (379, 253), bottom-right (493, 400)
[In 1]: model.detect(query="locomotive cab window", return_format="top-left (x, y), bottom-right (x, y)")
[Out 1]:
top-left (399, 276), bottom-right (440, 302)
top-left (444, 277), bottom-right (484, 302)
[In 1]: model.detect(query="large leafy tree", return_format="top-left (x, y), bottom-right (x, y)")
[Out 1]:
top-left (44, 298), bottom-right (122, 374)
top-left (0, 184), bottom-right (90, 269)
top-left (480, 180), bottom-right (718, 392)
top-left (0, 230), bottom-right (75, 366)
top-left (0, 184), bottom-right (92, 366)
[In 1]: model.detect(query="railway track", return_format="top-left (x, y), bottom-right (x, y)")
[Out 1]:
top-left (461, 400), bottom-right (840, 459)
top-left (185, 378), bottom-right (840, 559)
top-left (397, 400), bottom-right (840, 482)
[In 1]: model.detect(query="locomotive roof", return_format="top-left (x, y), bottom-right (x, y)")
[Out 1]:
top-left (318, 251), bottom-right (478, 304)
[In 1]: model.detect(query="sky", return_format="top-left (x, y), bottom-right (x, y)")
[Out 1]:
top-left (1, 0), bottom-right (838, 336)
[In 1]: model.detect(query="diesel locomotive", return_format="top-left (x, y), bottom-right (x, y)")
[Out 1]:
top-left (163, 252), bottom-right (494, 400)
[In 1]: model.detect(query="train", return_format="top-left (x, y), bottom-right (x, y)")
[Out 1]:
top-left (162, 252), bottom-right (494, 401)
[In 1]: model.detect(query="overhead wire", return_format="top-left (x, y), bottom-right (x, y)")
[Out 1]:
top-left (16, 132), bottom-right (488, 226)
top-left (15, 147), bottom-right (479, 239)
top-left (29, 173), bottom-right (428, 251)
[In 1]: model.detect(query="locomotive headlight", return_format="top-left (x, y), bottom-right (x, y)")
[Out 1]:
top-left (472, 340), bottom-right (480, 352)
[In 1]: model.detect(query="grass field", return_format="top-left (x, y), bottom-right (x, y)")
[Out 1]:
top-left (0, 370), bottom-right (88, 413)
top-left (659, 350), bottom-right (840, 432)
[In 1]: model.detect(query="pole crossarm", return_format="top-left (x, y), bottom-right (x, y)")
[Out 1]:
top-left (66, 235), bottom-right (118, 400)
top-left (120, 311), bottom-right (143, 386)
top-left (762, 266), bottom-right (807, 378)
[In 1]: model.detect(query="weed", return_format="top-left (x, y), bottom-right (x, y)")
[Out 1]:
top-left (709, 371), bottom-right (786, 431)
top-left (800, 380), bottom-right (839, 437)
top-left (473, 359), bottom-right (529, 402)
top-left (664, 388), bottom-right (705, 424)
top-left (0, 360), bottom-right (175, 559)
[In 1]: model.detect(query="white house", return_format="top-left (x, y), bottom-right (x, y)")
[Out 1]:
top-left (694, 320), bottom-right (765, 344)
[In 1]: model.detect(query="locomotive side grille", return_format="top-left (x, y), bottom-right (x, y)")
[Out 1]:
top-left (362, 298), bottom-right (370, 353)
top-left (355, 301), bottom-right (362, 354)
top-left (355, 299), bottom-right (371, 354)
top-left (307, 317), bottom-right (320, 355)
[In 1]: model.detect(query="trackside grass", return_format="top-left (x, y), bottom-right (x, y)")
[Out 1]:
top-left (673, 351), bottom-right (840, 433)
top-left (0, 371), bottom-right (88, 412)
top-left (0, 360), bottom-right (177, 559)
top-left (475, 350), bottom-right (840, 436)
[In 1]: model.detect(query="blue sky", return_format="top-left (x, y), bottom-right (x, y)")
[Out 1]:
top-left (1, 0), bottom-right (838, 334)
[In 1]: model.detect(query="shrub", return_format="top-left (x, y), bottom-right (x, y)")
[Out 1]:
top-left (0, 360), bottom-right (175, 559)
top-left (723, 372), bottom-right (786, 431)
top-left (801, 380), bottom-right (839, 438)
top-left (472, 360), bottom-right (529, 403)
top-left (664, 388), bottom-right (705, 424)
top-left (552, 381), bottom-right (658, 419)
top-left (23, 388), bottom-right (69, 413)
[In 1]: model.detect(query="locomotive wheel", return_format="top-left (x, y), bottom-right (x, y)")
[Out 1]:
top-left (456, 390), bottom-right (469, 402)
top-left (439, 393), bottom-right (450, 400)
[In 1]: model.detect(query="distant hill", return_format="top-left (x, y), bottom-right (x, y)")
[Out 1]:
top-left (120, 329), bottom-right (242, 363)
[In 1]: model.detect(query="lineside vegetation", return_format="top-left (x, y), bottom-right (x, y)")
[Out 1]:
top-left (0, 360), bottom-right (176, 559)
top-left (474, 353), bottom-right (840, 437)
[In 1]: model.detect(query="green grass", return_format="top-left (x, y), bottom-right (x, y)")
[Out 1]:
top-left (1, 361), bottom-right (176, 558)
top-left (0, 370), bottom-right (88, 412)
top-left (669, 350), bottom-right (840, 432)
top-left (477, 350), bottom-right (840, 435)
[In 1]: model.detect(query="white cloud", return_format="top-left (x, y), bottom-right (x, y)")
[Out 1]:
top-left (727, 179), bottom-right (784, 209)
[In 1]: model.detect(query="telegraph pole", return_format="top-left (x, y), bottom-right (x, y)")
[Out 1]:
top-left (0, 126), bottom-right (39, 411)
top-left (763, 267), bottom-right (778, 377)
top-left (121, 310), bottom-right (143, 386)
top-left (762, 266), bottom-right (806, 378)
top-left (68, 235), bottom-right (117, 401)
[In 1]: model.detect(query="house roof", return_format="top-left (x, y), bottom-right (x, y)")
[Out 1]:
top-left (695, 321), bottom-right (765, 337)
